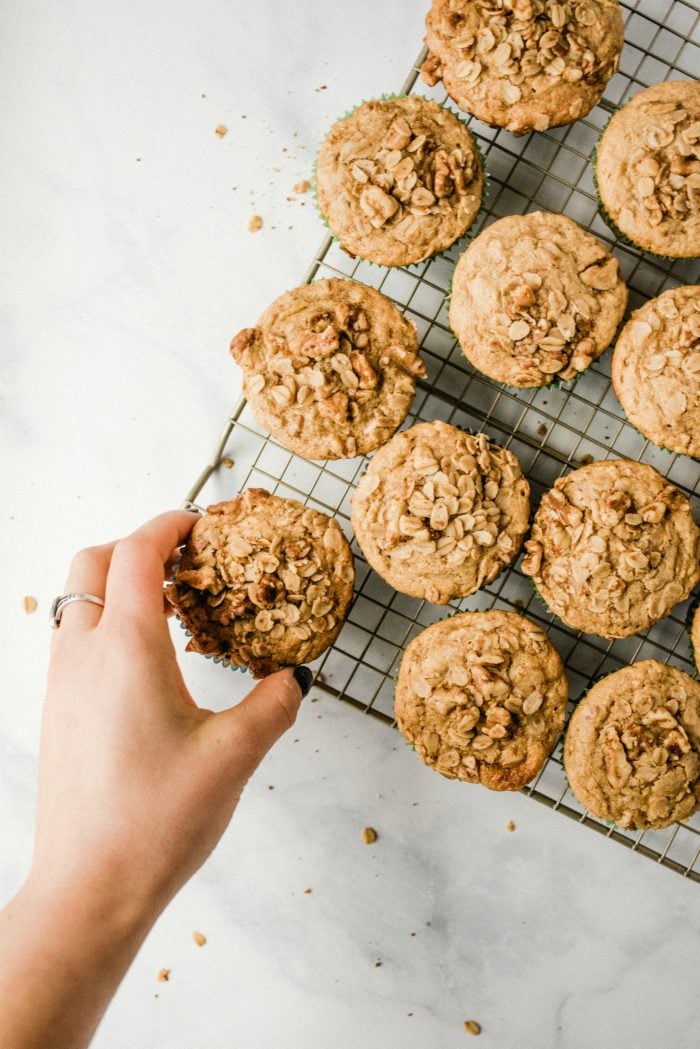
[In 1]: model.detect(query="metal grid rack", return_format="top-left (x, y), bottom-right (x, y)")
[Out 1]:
top-left (184, 1), bottom-right (700, 881)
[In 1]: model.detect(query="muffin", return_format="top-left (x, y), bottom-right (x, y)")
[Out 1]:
top-left (230, 278), bottom-right (425, 460)
top-left (421, 0), bottom-right (623, 136)
top-left (595, 80), bottom-right (700, 258)
top-left (449, 212), bottom-right (628, 387)
top-left (351, 420), bottom-right (530, 604)
top-left (521, 459), bottom-right (700, 638)
top-left (396, 610), bottom-right (568, 789)
top-left (564, 660), bottom-right (700, 829)
top-left (167, 490), bottom-right (354, 677)
top-left (611, 285), bottom-right (700, 458)
top-left (316, 94), bottom-right (483, 267)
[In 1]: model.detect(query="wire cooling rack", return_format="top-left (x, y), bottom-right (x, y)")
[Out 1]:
top-left (183, 1), bottom-right (700, 881)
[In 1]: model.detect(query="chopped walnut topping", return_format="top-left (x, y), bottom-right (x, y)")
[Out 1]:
top-left (167, 490), bottom-right (354, 677)
top-left (523, 460), bottom-right (700, 639)
top-left (396, 611), bottom-right (568, 792)
top-left (565, 661), bottom-right (700, 829)
top-left (230, 279), bottom-right (425, 461)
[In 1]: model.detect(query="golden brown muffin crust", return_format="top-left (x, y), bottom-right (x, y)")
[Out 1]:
top-left (167, 490), bottom-right (354, 677)
top-left (521, 459), bottom-right (700, 638)
top-left (611, 285), bottom-right (700, 458)
top-left (351, 420), bottom-right (530, 603)
top-left (596, 81), bottom-right (700, 258)
top-left (316, 95), bottom-right (483, 267)
top-left (230, 279), bottom-right (425, 460)
top-left (564, 660), bottom-right (700, 829)
top-left (421, 0), bottom-right (623, 135)
top-left (396, 610), bottom-right (569, 790)
top-left (449, 211), bottom-right (628, 387)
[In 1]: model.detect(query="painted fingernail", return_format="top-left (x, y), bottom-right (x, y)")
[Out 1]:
top-left (292, 665), bottom-right (313, 697)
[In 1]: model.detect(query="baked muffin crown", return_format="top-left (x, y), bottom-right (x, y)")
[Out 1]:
top-left (397, 610), bottom-right (568, 790)
top-left (316, 95), bottom-right (483, 266)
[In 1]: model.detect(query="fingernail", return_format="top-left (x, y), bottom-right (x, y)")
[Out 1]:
top-left (292, 665), bottom-right (313, 697)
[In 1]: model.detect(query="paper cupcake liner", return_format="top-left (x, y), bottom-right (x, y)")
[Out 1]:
top-left (313, 92), bottom-right (489, 270)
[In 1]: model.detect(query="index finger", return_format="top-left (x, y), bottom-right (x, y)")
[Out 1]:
top-left (103, 510), bottom-right (200, 623)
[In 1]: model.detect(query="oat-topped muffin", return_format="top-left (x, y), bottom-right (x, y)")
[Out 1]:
top-left (449, 212), bottom-right (628, 387)
top-left (396, 610), bottom-right (568, 789)
top-left (595, 81), bottom-right (700, 258)
top-left (611, 285), bottom-right (700, 458)
top-left (230, 279), bottom-right (425, 461)
top-left (316, 95), bottom-right (483, 267)
top-left (564, 661), bottom-right (700, 829)
top-left (167, 490), bottom-right (354, 677)
top-left (421, 0), bottom-right (623, 136)
top-left (351, 420), bottom-right (530, 603)
top-left (521, 459), bottom-right (700, 638)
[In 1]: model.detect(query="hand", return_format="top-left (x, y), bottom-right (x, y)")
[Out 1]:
top-left (0, 511), bottom-right (308, 1049)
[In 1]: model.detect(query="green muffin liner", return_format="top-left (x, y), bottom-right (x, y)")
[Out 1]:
top-left (313, 92), bottom-right (489, 271)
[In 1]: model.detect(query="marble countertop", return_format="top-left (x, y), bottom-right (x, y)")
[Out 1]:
top-left (2, 1), bottom-right (699, 1046)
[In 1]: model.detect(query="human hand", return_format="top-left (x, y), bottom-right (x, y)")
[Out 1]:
top-left (0, 510), bottom-right (308, 1049)
top-left (35, 509), bottom-right (307, 917)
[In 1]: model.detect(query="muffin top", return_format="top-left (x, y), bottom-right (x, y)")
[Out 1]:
top-left (316, 95), bottom-right (483, 267)
top-left (351, 420), bottom-right (530, 604)
top-left (521, 459), bottom-right (700, 638)
top-left (167, 490), bottom-right (354, 677)
top-left (564, 660), bottom-right (700, 829)
top-left (421, 0), bottom-right (623, 135)
top-left (611, 285), bottom-right (700, 458)
top-left (596, 80), bottom-right (700, 258)
top-left (230, 278), bottom-right (425, 461)
top-left (396, 610), bottom-right (569, 790)
top-left (449, 212), bottom-right (628, 387)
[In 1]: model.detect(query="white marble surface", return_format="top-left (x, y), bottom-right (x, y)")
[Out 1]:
top-left (2, 1), bottom-right (700, 1046)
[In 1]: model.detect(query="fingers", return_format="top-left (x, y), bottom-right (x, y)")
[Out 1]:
top-left (103, 511), bottom-right (199, 624)
top-left (202, 668), bottom-right (308, 779)
top-left (58, 542), bottom-right (117, 632)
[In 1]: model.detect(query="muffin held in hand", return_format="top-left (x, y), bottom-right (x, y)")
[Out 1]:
top-left (230, 278), bottom-right (425, 461)
top-left (396, 610), bottom-right (569, 790)
top-left (167, 490), bottom-right (354, 677)
top-left (316, 94), bottom-right (483, 267)
top-left (421, 0), bottom-right (623, 135)
top-left (611, 285), bottom-right (700, 458)
top-left (449, 211), bottom-right (627, 387)
top-left (595, 80), bottom-right (700, 259)
top-left (564, 661), bottom-right (700, 829)
top-left (351, 420), bottom-right (530, 604)
top-left (521, 459), bottom-right (700, 639)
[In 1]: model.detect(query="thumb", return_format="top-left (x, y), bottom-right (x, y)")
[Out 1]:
top-left (202, 667), bottom-right (312, 778)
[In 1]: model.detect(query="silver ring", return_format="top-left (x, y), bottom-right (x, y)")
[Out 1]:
top-left (49, 592), bottom-right (106, 629)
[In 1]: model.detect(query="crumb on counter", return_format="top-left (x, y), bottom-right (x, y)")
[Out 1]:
top-left (248, 215), bottom-right (263, 233)
top-left (506, 820), bottom-right (516, 832)
top-left (221, 457), bottom-right (234, 469)
top-left (156, 968), bottom-right (170, 983)
top-left (303, 888), bottom-right (312, 894)
top-left (192, 931), bottom-right (207, 947)
top-left (293, 180), bottom-right (311, 194)
top-left (215, 124), bottom-right (228, 138)
top-left (578, 452), bottom-right (594, 465)
top-left (362, 826), bottom-right (378, 844)
top-left (22, 596), bottom-right (37, 614)
top-left (464, 1020), bottom-right (481, 1036)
